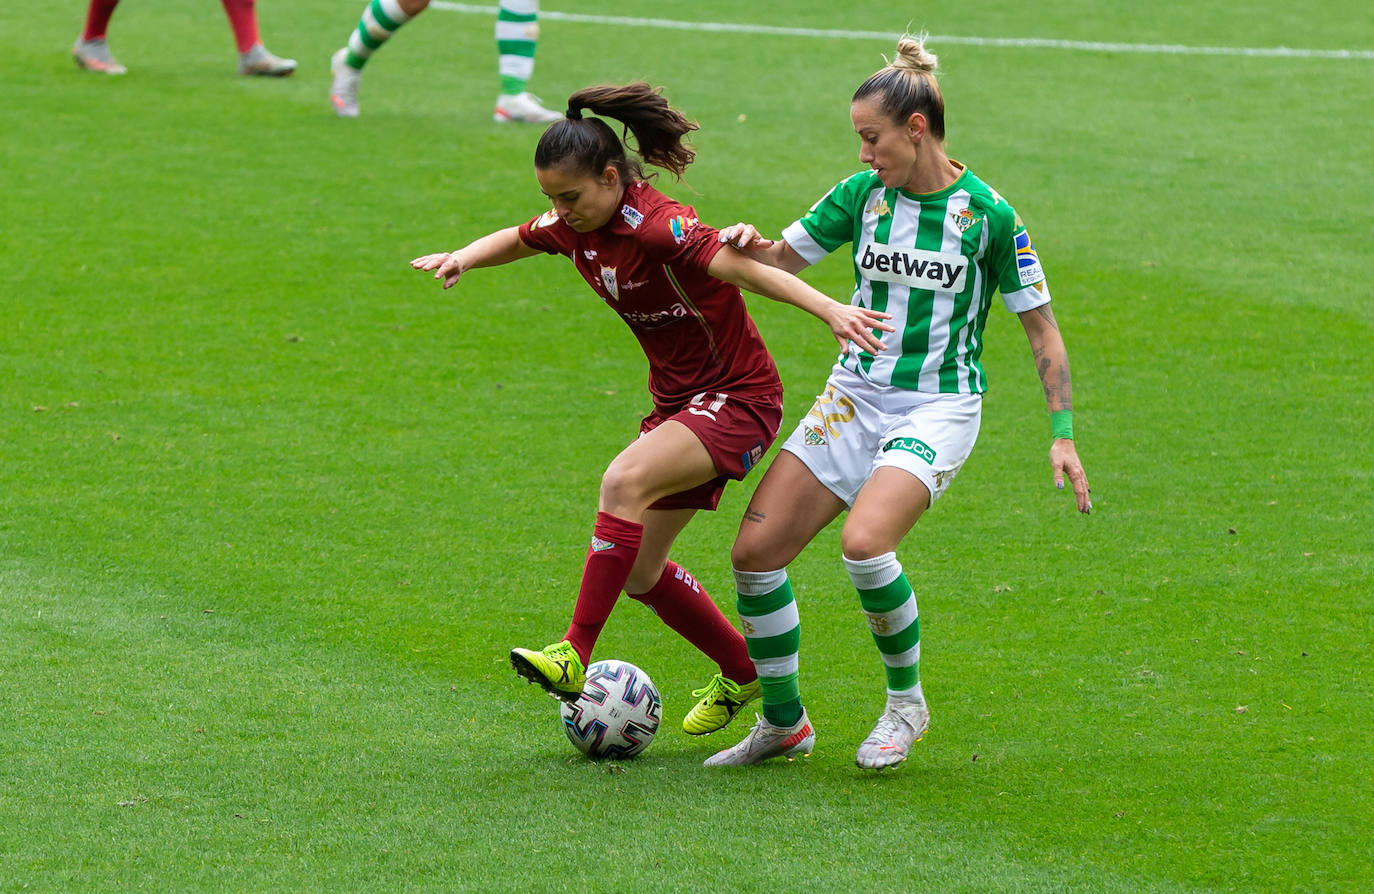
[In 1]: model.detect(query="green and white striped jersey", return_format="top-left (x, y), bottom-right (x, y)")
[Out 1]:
top-left (782, 165), bottom-right (1050, 393)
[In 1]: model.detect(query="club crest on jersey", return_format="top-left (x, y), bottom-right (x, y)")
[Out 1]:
top-left (951, 207), bottom-right (979, 232)
top-left (621, 204), bottom-right (644, 229)
top-left (669, 215), bottom-right (699, 245)
top-left (534, 209), bottom-right (559, 229)
top-left (866, 197), bottom-right (892, 218)
top-left (599, 265), bottom-right (619, 300)
top-left (1014, 229), bottom-right (1044, 287)
top-left (857, 241), bottom-right (968, 292)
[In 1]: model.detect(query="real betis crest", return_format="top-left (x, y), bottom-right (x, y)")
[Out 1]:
top-left (951, 207), bottom-right (979, 232)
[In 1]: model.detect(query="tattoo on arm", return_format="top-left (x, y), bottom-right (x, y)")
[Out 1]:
top-left (743, 509), bottom-right (767, 525)
top-left (1036, 356), bottom-right (1073, 411)
top-left (1026, 306), bottom-right (1072, 409)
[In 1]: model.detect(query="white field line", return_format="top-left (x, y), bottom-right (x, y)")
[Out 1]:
top-left (433, 2), bottom-right (1374, 60)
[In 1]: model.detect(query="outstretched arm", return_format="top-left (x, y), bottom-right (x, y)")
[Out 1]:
top-left (1018, 303), bottom-right (1091, 513)
top-left (717, 223), bottom-right (810, 274)
top-left (707, 244), bottom-right (893, 354)
top-left (410, 226), bottom-right (541, 289)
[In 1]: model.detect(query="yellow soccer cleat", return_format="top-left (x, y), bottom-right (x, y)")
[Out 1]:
top-left (510, 640), bottom-right (586, 702)
top-left (682, 673), bottom-right (762, 736)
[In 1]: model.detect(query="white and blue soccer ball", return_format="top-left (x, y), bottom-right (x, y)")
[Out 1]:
top-left (560, 659), bottom-right (662, 759)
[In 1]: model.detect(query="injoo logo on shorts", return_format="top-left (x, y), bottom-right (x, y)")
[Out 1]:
top-left (882, 437), bottom-right (937, 464)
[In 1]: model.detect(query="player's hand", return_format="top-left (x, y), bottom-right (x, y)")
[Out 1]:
top-left (410, 251), bottom-right (466, 289)
top-left (718, 222), bottom-right (775, 251)
top-left (827, 304), bottom-right (894, 355)
top-left (1050, 438), bottom-right (1091, 513)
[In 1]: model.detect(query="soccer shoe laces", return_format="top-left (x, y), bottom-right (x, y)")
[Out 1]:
top-left (864, 701), bottom-right (927, 746)
top-left (691, 673), bottom-right (742, 702)
top-left (867, 710), bottom-right (907, 743)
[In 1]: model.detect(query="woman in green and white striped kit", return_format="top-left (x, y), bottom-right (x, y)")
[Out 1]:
top-left (704, 35), bottom-right (1092, 770)
top-left (328, 0), bottom-right (560, 121)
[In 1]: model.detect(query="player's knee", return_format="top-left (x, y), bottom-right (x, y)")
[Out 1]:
top-left (730, 532), bottom-right (790, 573)
top-left (839, 525), bottom-right (894, 561)
top-left (598, 459), bottom-right (651, 512)
top-left (729, 539), bottom-right (763, 572)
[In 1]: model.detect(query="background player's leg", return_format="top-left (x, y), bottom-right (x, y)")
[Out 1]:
top-left (73, 0), bottom-right (125, 75)
top-left (80, 0), bottom-right (119, 41)
top-left (492, 0), bottom-right (560, 123)
top-left (330, 0), bottom-right (429, 116)
top-left (225, 0), bottom-right (297, 76)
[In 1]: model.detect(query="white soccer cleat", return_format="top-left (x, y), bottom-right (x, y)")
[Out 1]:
top-left (239, 43), bottom-right (297, 77)
top-left (703, 710), bottom-right (814, 767)
top-left (855, 697), bottom-right (929, 770)
top-left (329, 48), bottom-right (361, 118)
top-left (72, 38), bottom-right (127, 75)
top-left (493, 91), bottom-right (562, 124)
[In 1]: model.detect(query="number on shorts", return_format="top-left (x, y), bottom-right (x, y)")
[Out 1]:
top-left (687, 392), bottom-right (729, 421)
top-left (806, 386), bottom-right (856, 437)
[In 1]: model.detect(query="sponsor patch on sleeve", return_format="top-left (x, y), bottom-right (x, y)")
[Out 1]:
top-left (533, 209), bottom-right (559, 229)
top-left (1014, 229), bottom-right (1044, 287)
top-left (669, 215), bottom-right (700, 245)
top-left (621, 204), bottom-right (644, 229)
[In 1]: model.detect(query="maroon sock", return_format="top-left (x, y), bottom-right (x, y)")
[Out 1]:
top-left (82, 0), bottom-right (121, 41)
top-left (630, 562), bottom-right (756, 683)
top-left (563, 512), bottom-right (642, 665)
top-left (219, 0), bottom-right (260, 53)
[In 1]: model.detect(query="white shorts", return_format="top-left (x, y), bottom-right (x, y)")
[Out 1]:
top-left (780, 364), bottom-right (982, 507)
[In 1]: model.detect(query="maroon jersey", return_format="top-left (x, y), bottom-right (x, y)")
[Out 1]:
top-left (518, 181), bottom-right (781, 408)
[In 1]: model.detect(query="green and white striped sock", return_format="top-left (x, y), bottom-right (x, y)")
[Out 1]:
top-left (845, 552), bottom-right (925, 702)
top-left (496, 0), bottom-right (540, 96)
top-left (345, 0), bottom-right (413, 71)
top-left (733, 568), bottom-right (803, 728)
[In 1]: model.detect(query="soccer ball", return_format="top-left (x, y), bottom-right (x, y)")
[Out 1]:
top-left (560, 659), bottom-right (662, 759)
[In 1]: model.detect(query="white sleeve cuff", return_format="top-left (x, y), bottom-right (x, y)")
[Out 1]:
top-left (780, 220), bottom-right (827, 266)
top-left (1001, 281), bottom-right (1052, 313)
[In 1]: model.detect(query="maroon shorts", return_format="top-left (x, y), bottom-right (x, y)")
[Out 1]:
top-left (640, 388), bottom-right (784, 511)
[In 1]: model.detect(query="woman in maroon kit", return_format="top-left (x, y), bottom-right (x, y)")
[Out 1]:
top-left (412, 82), bottom-right (891, 737)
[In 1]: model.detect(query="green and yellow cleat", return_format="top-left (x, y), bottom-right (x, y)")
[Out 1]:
top-left (510, 640), bottom-right (585, 702)
top-left (682, 673), bottom-right (761, 736)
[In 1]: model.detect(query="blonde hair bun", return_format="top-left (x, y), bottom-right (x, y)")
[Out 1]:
top-left (891, 33), bottom-right (938, 75)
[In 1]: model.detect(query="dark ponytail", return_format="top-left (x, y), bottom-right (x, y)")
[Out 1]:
top-left (534, 82), bottom-right (698, 182)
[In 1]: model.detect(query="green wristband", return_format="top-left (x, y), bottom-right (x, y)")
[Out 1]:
top-left (1050, 409), bottom-right (1074, 440)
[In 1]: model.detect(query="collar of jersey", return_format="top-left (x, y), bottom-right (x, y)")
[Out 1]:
top-left (890, 160), bottom-right (970, 202)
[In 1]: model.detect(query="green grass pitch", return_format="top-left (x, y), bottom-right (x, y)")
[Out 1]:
top-left (2, 1), bottom-right (1371, 890)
